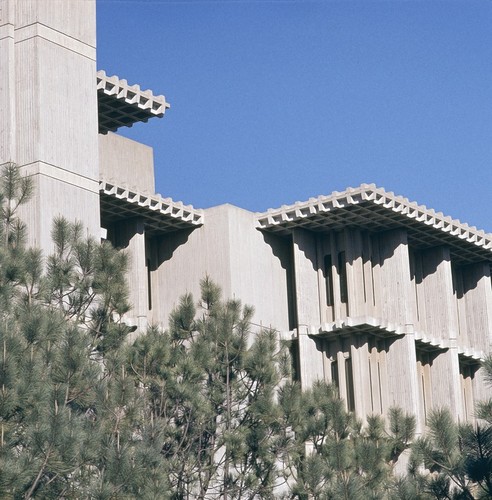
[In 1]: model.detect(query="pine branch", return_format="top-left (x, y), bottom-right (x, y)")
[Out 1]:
top-left (24, 445), bottom-right (52, 499)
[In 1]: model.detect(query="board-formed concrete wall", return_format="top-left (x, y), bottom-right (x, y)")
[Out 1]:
top-left (99, 133), bottom-right (155, 194)
top-left (265, 222), bottom-right (491, 427)
top-left (150, 204), bottom-right (292, 332)
top-left (3, 0), bottom-right (100, 251)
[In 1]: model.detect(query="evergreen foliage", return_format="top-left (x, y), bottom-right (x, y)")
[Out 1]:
top-left (279, 381), bottom-right (415, 499)
top-left (402, 357), bottom-right (492, 500)
top-left (128, 277), bottom-right (292, 499)
top-left (0, 163), bottom-right (489, 499)
top-left (0, 163), bottom-right (138, 498)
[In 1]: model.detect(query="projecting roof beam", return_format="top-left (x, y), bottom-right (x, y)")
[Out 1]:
top-left (256, 184), bottom-right (492, 265)
top-left (99, 181), bottom-right (203, 235)
top-left (97, 70), bottom-right (170, 134)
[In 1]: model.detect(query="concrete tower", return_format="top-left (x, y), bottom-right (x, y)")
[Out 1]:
top-left (0, 0), bottom-right (100, 250)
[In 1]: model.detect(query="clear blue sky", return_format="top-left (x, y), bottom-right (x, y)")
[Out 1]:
top-left (97, 0), bottom-right (492, 233)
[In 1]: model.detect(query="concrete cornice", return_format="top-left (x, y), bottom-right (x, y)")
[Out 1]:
top-left (100, 180), bottom-right (204, 234)
top-left (20, 161), bottom-right (99, 193)
top-left (97, 70), bottom-right (170, 133)
top-left (0, 24), bottom-right (14, 40)
top-left (256, 184), bottom-right (492, 265)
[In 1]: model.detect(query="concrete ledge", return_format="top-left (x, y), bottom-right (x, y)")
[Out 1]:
top-left (20, 161), bottom-right (99, 193)
top-left (0, 24), bottom-right (14, 40)
top-left (15, 23), bottom-right (96, 59)
top-left (297, 316), bottom-right (485, 361)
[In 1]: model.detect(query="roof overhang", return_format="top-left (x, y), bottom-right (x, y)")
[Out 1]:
top-left (256, 184), bottom-right (492, 265)
top-left (100, 180), bottom-right (203, 235)
top-left (310, 316), bottom-right (408, 341)
top-left (97, 70), bottom-right (170, 133)
top-left (308, 316), bottom-right (484, 362)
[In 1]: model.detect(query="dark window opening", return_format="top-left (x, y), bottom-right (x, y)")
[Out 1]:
top-left (289, 340), bottom-right (300, 381)
top-left (287, 237), bottom-right (298, 330)
top-left (324, 254), bottom-right (334, 307)
top-left (345, 357), bottom-right (355, 412)
top-left (146, 258), bottom-right (152, 311)
top-left (331, 359), bottom-right (339, 389)
top-left (338, 251), bottom-right (348, 304)
top-left (368, 358), bottom-right (374, 412)
top-left (361, 253), bottom-right (367, 303)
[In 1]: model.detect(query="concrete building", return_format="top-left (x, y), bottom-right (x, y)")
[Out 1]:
top-left (1, 0), bottom-right (491, 433)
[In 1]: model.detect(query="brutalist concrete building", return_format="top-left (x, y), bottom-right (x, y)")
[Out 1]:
top-left (1, 0), bottom-right (491, 434)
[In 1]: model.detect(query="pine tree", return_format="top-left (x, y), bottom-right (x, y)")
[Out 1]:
top-left (0, 163), bottom-right (148, 498)
top-left (404, 357), bottom-right (492, 500)
top-left (3, 162), bottom-right (479, 499)
top-left (279, 380), bottom-right (415, 499)
top-left (127, 277), bottom-right (291, 499)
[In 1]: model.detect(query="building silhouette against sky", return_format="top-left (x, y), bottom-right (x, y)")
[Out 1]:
top-left (1, 0), bottom-right (491, 434)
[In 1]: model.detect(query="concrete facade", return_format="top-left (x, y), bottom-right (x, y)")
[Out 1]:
top-left (1, 0), bottom-right (100, 250)
top-left (1, 0), bottom-right (491, 431)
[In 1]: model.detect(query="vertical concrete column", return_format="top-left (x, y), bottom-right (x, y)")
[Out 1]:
top-left (297, 332), bottom-right (325, 390)
top-left (292, 228), bottom-right (320, 326)
top-left (336, 348), bottom-right (349, 411)
top-left (114, 219), bottom-right (149, 333)
top-left (377, 342), bottom-right (390, 416)
top-left (461, 262), bottom-right (492, 353)
top-left (316, 234), bottom-right (330, 323)
top-left (344, 229), bottom-right (366, 317)
top-left (322, 343), bottom-right (333, 382)
top-left (411, 250), bottom-right (423, 330)
top-left (368, 340), bottom-right (386, 415)
top-left (0, 0), bottom-right (16, 163)
top-left (370, 235), bottom-right (383, 317)
top-left (127, 220), bottom-right (148, 332)
top-left (376, 229), bottom-right (421, 431)
top-left (387, 335), bottom-right (422, 432)
top-left (375, 229), bottom-right (417, 325)
top-left (416, 246), bottom-right (463, 418)
top-left (350, 335), bottom-right (372, 418)
top-left (292, 228), bottom-right (324, 389)
top-left (13, 0), bottom-right (100, 251)
top-left (472, 366), bottom-right (490, 408)
top-left (430, 349), bottom-right (463, 420)
top-left (418, 246), bottom-right (459, 339)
